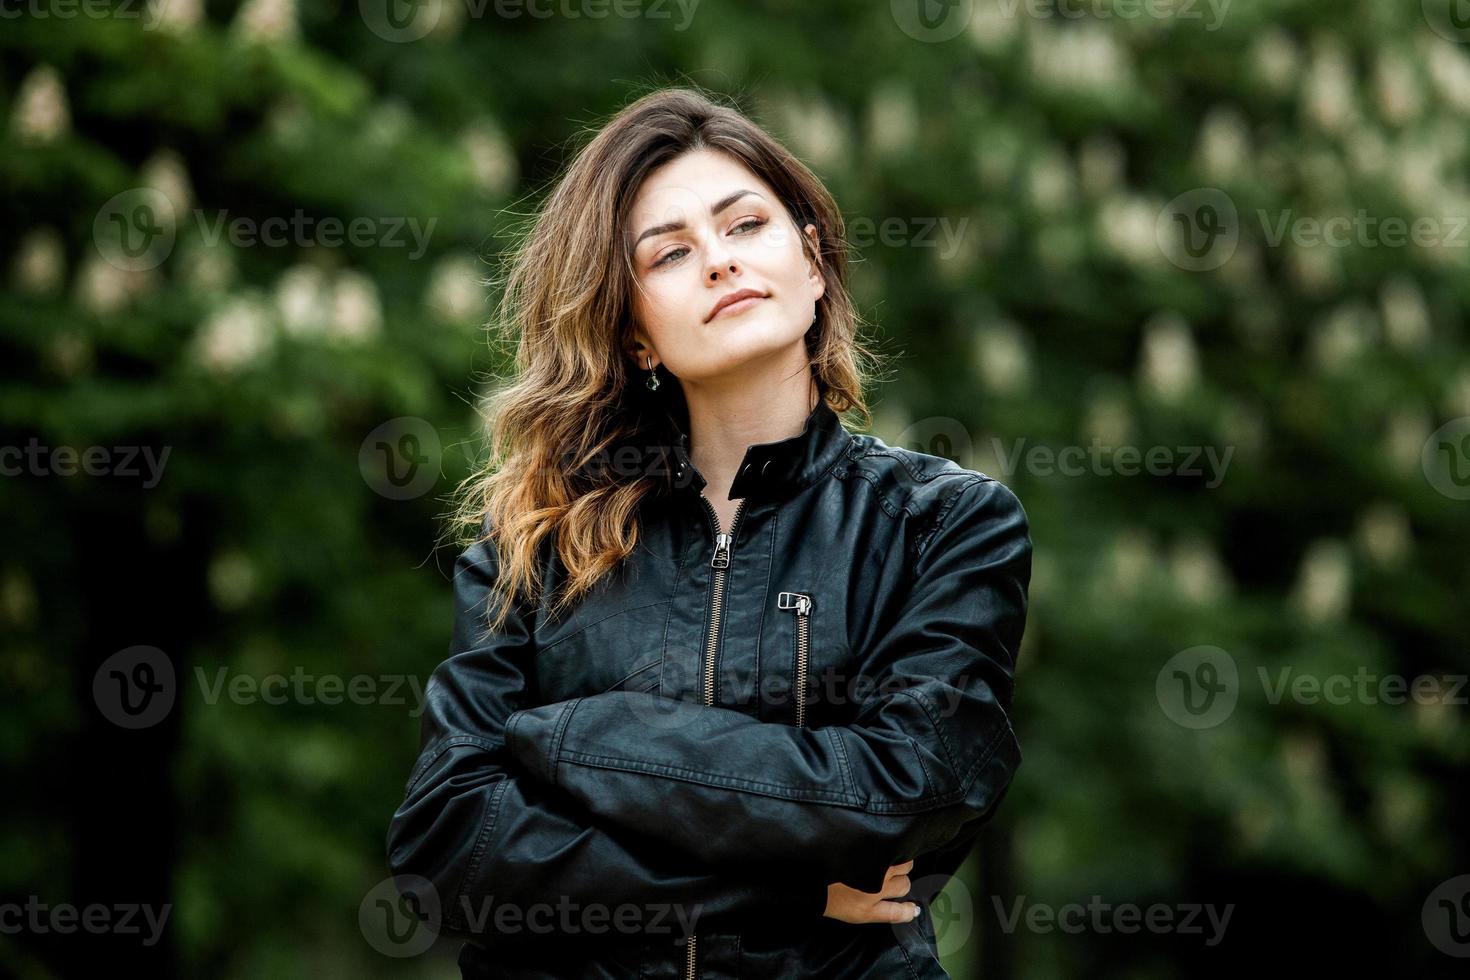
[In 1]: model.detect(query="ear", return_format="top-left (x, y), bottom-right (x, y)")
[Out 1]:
top-left (626, 325), bottom-right (657, 369)
top-left (802, 223), bottom-right (826, 303)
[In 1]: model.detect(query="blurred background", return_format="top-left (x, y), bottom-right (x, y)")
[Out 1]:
top-left (3, 1), bottom-right (1469, 977)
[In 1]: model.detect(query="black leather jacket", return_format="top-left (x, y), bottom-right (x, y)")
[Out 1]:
top-left (385, 395), bottom-right (1032, 979)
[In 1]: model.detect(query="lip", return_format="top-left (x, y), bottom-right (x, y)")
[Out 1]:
top-left (705, 288), bottom-right (768, 323)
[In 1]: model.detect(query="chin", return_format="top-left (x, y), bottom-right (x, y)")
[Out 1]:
top-left (698, 331), bottom-right (807, 373)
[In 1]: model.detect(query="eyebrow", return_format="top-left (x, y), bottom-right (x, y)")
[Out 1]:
top-left (632, 189), bottom-right (764, 249)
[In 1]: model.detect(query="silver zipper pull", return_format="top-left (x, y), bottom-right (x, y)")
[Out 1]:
top-left (777, 592), bottom-right (812, 615)
top-left (711, 532), bottom-right (732, 569)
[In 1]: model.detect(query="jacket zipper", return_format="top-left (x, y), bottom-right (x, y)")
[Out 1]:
top-left (777, 592), bottom-right (813, 727)
top-left (686, 493), bottom-right (746, 980)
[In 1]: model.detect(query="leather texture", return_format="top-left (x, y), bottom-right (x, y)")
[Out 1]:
top-left (385, 392), bottom-right (1032, 979)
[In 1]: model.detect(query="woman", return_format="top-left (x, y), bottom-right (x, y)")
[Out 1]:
top-left (386, 86), bottom-right (1032, 979)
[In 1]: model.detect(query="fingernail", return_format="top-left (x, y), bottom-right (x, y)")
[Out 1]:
top-left (910, 904), bottom-right (921, 920)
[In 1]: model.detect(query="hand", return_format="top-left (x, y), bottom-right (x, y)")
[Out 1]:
top-left (821, 860), bottom-right (921, 924)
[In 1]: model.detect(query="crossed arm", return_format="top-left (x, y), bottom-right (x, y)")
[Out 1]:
top-left (385, 537), bottom-right (830, 945)
top-left (503, 477), bottom-right (1032, 895)
top-left (387, 476), bottom-right (1029, 944)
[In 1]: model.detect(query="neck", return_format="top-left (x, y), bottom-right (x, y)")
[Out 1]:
top-left (681, 350), bottom-right (819, 502)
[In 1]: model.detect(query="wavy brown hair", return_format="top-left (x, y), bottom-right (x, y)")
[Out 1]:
top-left (449, 85), bottom-right (882, 634)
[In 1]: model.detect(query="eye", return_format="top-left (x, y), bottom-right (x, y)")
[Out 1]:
top-left (652, 246), bottom-right (688, 269)
top-left (648, 217), bottom-right (766, 269)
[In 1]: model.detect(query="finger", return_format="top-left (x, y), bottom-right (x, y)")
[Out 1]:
top-left (885, 860), bottom-right (915, 879)
top-left (869, 900), bottom-right (921, 924)
top-left (880, 874), bottom-right (911, 900)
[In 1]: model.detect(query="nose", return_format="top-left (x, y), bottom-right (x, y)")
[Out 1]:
top-left (706, 237), bottom-right (740, 282)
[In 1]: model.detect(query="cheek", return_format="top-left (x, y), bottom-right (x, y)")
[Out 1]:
top-left (634, 276), bottom-right (697, 339)
top-left (749, 224), bottom-right (808, 281)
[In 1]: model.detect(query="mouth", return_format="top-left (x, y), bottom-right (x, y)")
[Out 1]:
top-left (705, 289), bottom-right (768, 323)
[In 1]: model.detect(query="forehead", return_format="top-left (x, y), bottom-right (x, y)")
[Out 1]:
top-left (628, 148), bottom-right (778, 224)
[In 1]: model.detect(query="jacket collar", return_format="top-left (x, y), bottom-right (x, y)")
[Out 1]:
top-left (664, 391), bottom-right (855, 503)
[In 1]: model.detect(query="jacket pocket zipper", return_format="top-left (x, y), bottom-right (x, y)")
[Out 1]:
top-left (777, 592), bottom-right (813, 728)
top-left (686, 494), bottom-right (746, 980)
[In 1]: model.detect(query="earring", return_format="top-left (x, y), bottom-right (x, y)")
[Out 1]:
top-left (645, 355), bottom-right (660, 391)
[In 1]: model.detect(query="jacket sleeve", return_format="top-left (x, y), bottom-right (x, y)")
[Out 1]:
top-left (504, 476), bottom-right (1030, 896)
top-left (384, 527), bottom-right (831, 945)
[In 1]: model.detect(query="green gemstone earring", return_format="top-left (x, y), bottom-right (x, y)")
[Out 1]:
top-left (645, 355), bottom-right (660, 391)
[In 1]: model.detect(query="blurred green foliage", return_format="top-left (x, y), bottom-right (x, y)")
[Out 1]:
top-left (2, 1), bottom-right (1468, 978)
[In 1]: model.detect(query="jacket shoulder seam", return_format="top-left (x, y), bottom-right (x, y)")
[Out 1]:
top-left (852, 445), bottom-right (930, 483)
top-left (915, 475), bottom-right (995, 561)
top-left (836, 465), bottom-right (903, 520)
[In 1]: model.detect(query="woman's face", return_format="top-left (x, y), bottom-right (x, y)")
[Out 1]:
top-left (626, 148), bottom-right (824, 383)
